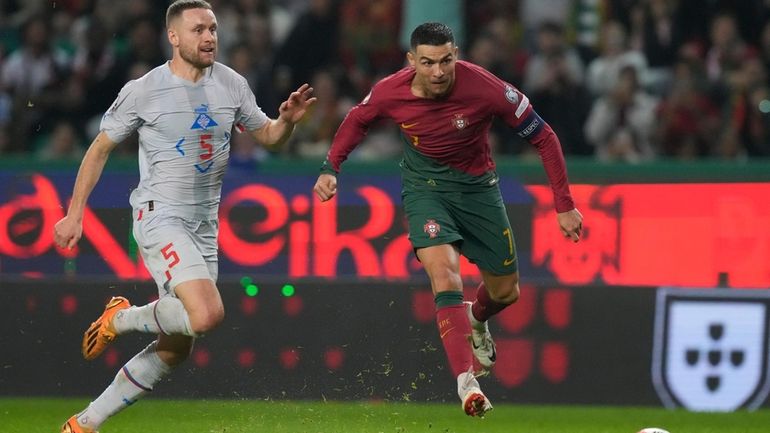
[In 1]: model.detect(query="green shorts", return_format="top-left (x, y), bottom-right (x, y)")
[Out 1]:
top-left (402, 185), bottom-right (517, 275)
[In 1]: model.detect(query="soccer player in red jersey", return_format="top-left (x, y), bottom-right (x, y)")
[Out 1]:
top-left (313, 22), bottom-right (583, 417)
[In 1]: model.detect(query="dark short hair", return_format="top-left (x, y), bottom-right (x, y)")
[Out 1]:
top-left (166, 0), bottom-right (212, 27)
top-left (410, 22), bottom-right (454, 50)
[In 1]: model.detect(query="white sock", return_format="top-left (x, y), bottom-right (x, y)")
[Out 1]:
top-left (112, 297), bottom-right (195, 336)
top-left (77, 341), bottom-right (173, 430)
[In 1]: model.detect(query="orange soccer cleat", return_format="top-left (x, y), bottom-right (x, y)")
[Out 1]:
top-left (61, 415), bottom-right (97, 433)
top-left (81, 296), bottom-right (131, 360)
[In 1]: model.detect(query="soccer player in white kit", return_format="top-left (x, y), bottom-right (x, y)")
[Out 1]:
top-left (53, 2), bottom-right (316, 432)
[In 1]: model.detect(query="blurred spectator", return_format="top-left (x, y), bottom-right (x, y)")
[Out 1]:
top-left (34, 120), bottom-right (84, 161)
top-left (759, 21), bottom-right (770, 87)
top-left (630, 0), bottom-right (681, 66)
top-left (229, 127), bottom-right (269, 171)
top-left (339, 0), bottom-right (402, 97)
top-left (530, 50), bottom-right (593, 156)
top-left (629, 0), bottom-right (681, 95)
top-left (585, 65), bottom-right (657, 163)
top-left (206, 1), bottom-right (241, 63)
top-left (478, 16), bottom-right (528, 85)
top-left (67, 20), bottom-right (123, 126)
top-left (230, 39), bottom-right (276, 108)
top-left (519, 0), bottom-right (572, 50)
top-left (464, 0), bottom-right (512, 45)
top-left (240, 14), bottom-right (286, 108)
top-left (717, 56), bottom-right (770, 159)
top-left (586, 20), bottom-right (648, 98)
top-left (0, 14), bottom-right (70, 153)
top-left (467, 32), bottom-right (505, 76)
top-left (677, 0), bottom-right (768, 47)
top-left (118, 15), bottom-right (166, 73)
top-left (742, 84), bottom-right (770, 157)
top-left (274, 0), bottom-right (340, 98)
top-left (0, 14), bottom-right (69, 97)
top-left (288, 69), bottom-right (354, 159)
top-left (654, 59), bottom-right (721, 159)
top-left (705, 13), bottom-right (752, 86)
top-left (523, 21), bottom-right (584, 94)
top-left (2, 0), bottom-right (770, 161)
top-left (465, 27), bottom-right (525, 156)
top-left (210, 0), bottom-right (272, 63)
top-left (466, 24), bottom-right (526, 86)
top-left (68, 1), bottom-right (120, 61)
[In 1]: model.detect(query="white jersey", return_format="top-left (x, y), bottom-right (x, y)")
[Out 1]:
top-left (101, 61), bottom-right (269, 219)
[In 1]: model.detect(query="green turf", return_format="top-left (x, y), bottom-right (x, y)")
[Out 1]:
top-left (3, 397), bottom-right (770, 433)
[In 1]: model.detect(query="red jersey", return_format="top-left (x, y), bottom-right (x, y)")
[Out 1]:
top-left (323, 60), bottom-right (575, 212)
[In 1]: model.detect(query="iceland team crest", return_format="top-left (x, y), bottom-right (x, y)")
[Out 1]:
top-left (652, 288), bottom-right (770, 411)
top-left (191, 104), bottom-right (218, 130)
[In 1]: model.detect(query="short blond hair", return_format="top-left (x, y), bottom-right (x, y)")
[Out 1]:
top-left (166, 0), bottom-right (212, 28)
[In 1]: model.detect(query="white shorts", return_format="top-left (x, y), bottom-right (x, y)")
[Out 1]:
top-left (132, 206), bottom-right (219, 296)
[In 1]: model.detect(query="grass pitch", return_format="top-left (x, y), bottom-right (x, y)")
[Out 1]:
top-left (3, 397), bottom-right (769, 433)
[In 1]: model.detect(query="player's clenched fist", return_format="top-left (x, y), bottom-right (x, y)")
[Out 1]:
top-left (313, 173), bottom-right (337, 202)
top-left (54, 215), bottom-right (82, 249)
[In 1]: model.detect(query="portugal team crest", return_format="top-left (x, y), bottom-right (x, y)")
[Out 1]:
top-left (652, 288), bottom-right (770, 411)
top-left (452, 114), bottom-right (468, 130)
top-left (423, 219), bottom-right (441, 239)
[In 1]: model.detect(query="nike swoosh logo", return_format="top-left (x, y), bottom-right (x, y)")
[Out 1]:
top-left (503, 258), bottom-right (515, 266)
top-left (400, 122), bottom-right (419, 129)
top-left (471, 340), bottom-right (497, 362)
top-left (440, 327), bottom-right (455, 339)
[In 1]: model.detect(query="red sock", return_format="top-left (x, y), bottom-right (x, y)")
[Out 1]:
top-left (471, 282), bottom-right (511, 322)
top-left (436, 304), bottom-right (473, 377)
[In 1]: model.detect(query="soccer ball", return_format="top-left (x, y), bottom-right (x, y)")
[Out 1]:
top-left (637, 428), bottom-right (670, 433)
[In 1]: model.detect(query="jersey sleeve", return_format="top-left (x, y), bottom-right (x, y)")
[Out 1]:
top-left (491, 79), bottom-right (576, 213)
top-left (320, 88), bottom-right (384, 174)
top-left (100, 80), bottom-right (142, 143)
top-left (235, 76), bottom-right (269, 131)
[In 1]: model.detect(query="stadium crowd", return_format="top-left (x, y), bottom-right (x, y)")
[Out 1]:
top-left (2, 0), bottom-right (770, 165)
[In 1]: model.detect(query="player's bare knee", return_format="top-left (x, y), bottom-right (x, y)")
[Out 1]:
top-left (429, 268), bottom-right (463, 293)
top-left (501, 282), bottom-right (520, 304)
top-left (489, 278), bottom-right (520, 304)
top-left (189, 306), bottom-right (224, 334)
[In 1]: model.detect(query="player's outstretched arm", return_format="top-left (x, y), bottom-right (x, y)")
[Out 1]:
top-left (313, 173), bottom-right (337, 202)
top-left (54, 131), bottom-right (118, 249)
top-left (252, 83), bottom-right (316, 148)
top-left (557, 208), bottom-right (583, 243)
